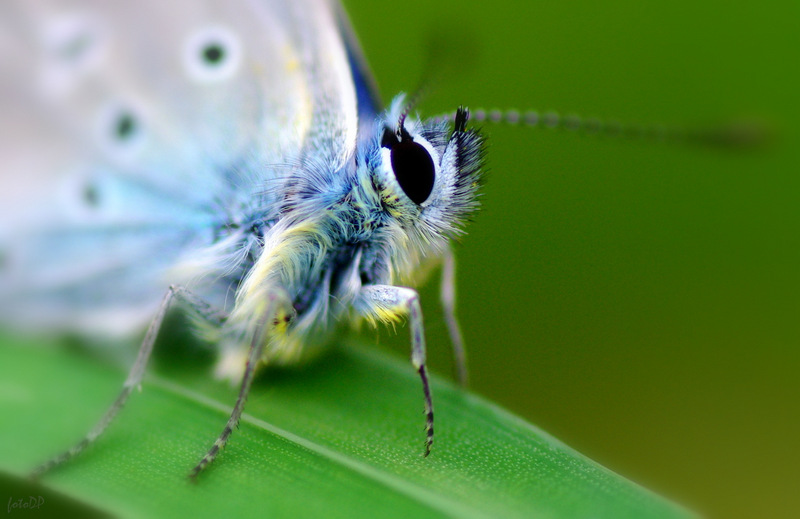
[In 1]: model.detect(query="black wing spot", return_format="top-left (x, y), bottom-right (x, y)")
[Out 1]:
top-left (83, 183), bottom-right (99, 207)
top-left (184, 29), bottom-right (240, 81)
top-left (202, 43), bottom-right (226, 65)
top-left (58, 31), bottom-right (95, 63)
top-left (114, 112), bottom-right (137, 141)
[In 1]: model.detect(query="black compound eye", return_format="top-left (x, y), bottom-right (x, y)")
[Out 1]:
top-left (390, 139), bottom-right (435, 204)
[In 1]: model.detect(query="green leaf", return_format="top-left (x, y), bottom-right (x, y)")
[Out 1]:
top-left (0, 334), bottom-right (695, 519)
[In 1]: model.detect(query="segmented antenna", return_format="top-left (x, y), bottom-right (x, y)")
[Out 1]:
top-left (396, 89), bottom-right (428, 139)
top-left (432, 108), bottom-right (771, 150)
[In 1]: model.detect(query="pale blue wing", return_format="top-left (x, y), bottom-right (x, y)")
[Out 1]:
top-left (0, 0), bottom-right (363, 334)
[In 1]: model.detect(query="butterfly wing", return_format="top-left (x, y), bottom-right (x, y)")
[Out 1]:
top-left (332, 2), bottom-right (383, 135)
top-left (0, 0), bottom-right (367, 334)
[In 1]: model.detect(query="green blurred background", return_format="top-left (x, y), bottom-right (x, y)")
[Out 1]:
top-left (343, 0), bottom-right (799, 518)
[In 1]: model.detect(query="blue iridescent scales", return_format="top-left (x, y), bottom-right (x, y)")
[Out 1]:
top-left (0, 0), bottom-right (485, 479)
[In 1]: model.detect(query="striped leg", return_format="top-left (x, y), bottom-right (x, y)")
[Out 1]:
top-left (31, 285), bottom-right (225, 479)
top-left (355, 285), bottom-right (434, 457)
top-left (188, 292), bottom-right (278, 480)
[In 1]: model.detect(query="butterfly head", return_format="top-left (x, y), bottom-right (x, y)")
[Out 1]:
top-left (358, 95), bottom-right (485, 273)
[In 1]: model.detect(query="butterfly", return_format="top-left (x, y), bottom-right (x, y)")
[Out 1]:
top-left (0, 0), bottom-right (484, 478)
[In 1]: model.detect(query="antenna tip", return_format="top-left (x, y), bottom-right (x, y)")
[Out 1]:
top-left (687, 118), bottom-right (775, 150)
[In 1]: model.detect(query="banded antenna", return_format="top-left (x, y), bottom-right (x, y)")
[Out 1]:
top-left (433, 108), bottom-right (772, 150)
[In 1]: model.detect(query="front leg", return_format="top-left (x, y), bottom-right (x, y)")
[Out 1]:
top-left (354, 285), bottom-right (434, 457)
top-left (31, 285), bottom-right (226, 479)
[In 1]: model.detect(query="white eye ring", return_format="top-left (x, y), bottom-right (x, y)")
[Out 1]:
top-left (183, 26), bottom-right (242, 82)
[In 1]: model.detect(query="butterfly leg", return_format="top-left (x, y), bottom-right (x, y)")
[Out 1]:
top-left (355, 285), bottom-right (434, 457)
top-left (189, 292), bottom-right (279, 480)
top-left (30, 285), bottom-right (225, 479)
top-left (441, 247), bottom-right (468, 386)
top-left (174, 286), bottom-right (229, 328)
